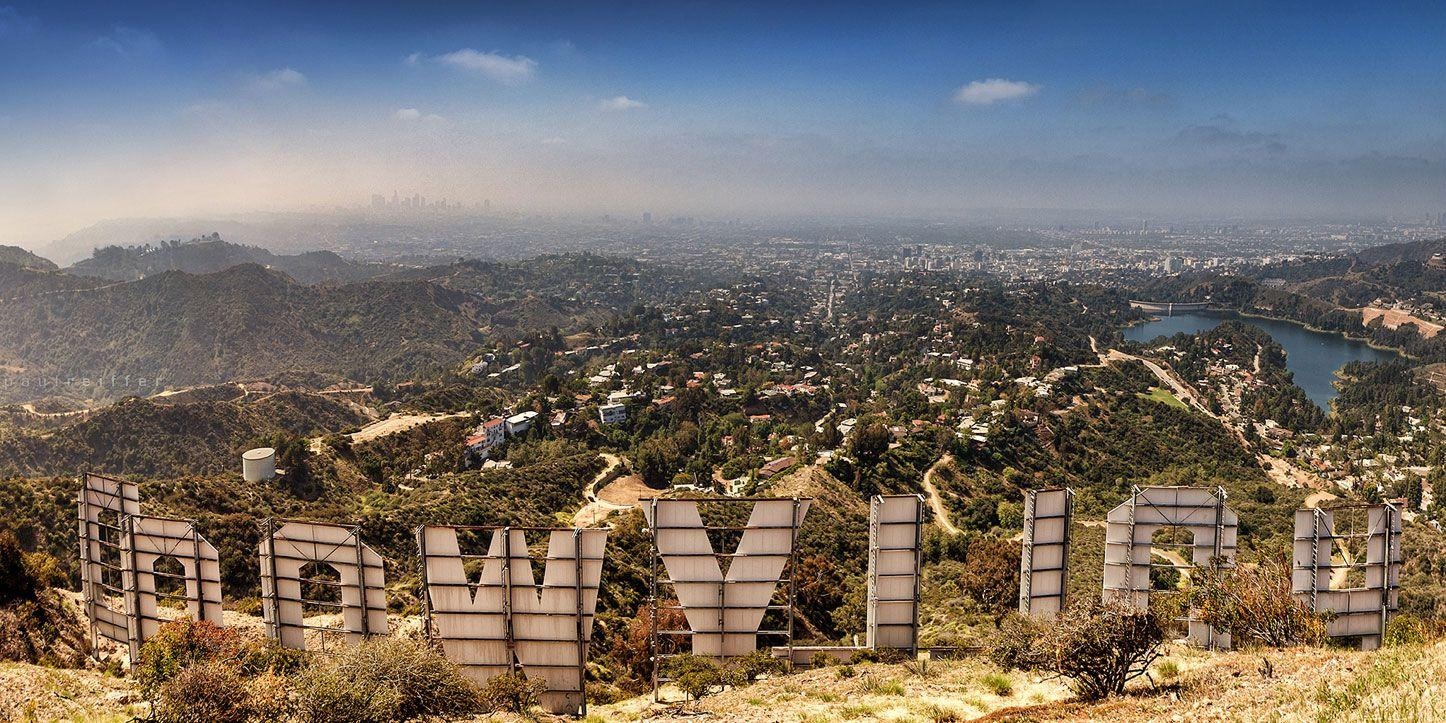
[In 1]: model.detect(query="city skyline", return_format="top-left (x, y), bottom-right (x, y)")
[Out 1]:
top-left (2, 0), bottom-right (1444, 247)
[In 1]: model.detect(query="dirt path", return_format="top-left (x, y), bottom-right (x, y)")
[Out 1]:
top-left (573, 453), bottom-right (632, 527)
top-left (922, 454), bottom-right (961, 535)
top-left (347, 412), bottom-right (469, 443)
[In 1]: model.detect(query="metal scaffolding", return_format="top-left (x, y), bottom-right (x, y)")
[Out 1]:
top-left (1292, 503), bottom-right (1401, 650)
top-left (643, 497), bottom-right (810, 701)
top-left (417, 525), bottom-right (607, 716)
top-left (866, 494), bottom-right (924, 653)
top-left (258, 519), bottom-right (388, 651)
top-left (1018, 487), bottom-right (1074, 617)
top-left (1102, 486), bottom-right (1237, 649)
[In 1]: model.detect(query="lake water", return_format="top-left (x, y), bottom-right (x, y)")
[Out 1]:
top-left (1122, 312), bottom-right (1399, 410)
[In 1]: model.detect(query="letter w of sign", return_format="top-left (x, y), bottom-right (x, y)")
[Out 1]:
top-left (418, 526), bottom-right (606, 702)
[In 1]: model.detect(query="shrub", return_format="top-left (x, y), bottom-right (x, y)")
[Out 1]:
top-left (0, 530), bottom-right (40, 604)
top-left (1045, 600), bottom-right (1165, 700)
top-left (726, 649), bottom-right (788, 686)
top-left (980, 671), bottom-right (1014, 696)
top-left (848, 648), bottom-right (880, 664)
top-left (1384, 613), bottom-right (1426, 647)
top-left (292, 637), bottom-right (482, 723)
top-left (1191, 558), bottom-right (1326, 648)
top-left (153, 662), bottom-right (281, 723)
top-left (477, 671), bottom-right (547, 715)
top-left (663, 654), bottom-right (724, 701)
top-left (135, 621), bottom-right (247, 699)
top-left (810, 650), bottom-right (834, 669)
top-left (993, 601), bottom-right (1165, 700)
top-left (835, 664), bottom-right (856, 679)
top-left (988, 613), bottom-right (1050, 671)
top-left (1154, 659), bottom-right (1181, 680)
top-left (585, 681), bottom-right (627, 705)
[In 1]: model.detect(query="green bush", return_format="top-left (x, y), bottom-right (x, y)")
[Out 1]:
top-left (663, 654), bottom-right (724, 701)
top-left (1384, 613), bottom-right (1426, 647)
top-left (291, 637), bottom-right (482, 723)
top-left (725, 649), bottom-right (788, 685)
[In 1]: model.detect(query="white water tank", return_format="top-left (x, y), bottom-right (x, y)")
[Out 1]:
top-left (242, 447), bottom-right (277, 482)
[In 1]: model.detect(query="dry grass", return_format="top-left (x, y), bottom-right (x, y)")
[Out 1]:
top-left (583, 642), bottom-right (1446, 722)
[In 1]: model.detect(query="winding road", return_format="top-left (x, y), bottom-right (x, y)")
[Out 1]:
top-left (922, 454), bottom-right (961, 535)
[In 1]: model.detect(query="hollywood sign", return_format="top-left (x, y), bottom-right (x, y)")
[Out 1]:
top-left (1019, 485), bottom-right (1403, 651)
top-left (77, 473), bottom-right (923, 714)
top-left (79, 473), bottom-right (1403, 714)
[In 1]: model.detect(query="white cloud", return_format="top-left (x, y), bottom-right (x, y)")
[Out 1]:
top-left (248, 68), bottom-right (307, 93)
top-left (91, 26), bottom-right (161, 58)
top-left (436, 49), bottom-right (537, 84)
top-left (541, 136), bottom-right (568, 146)
top-left (952, 78), bottom-right (1040, 106)
top-left (394, 107), bottom-right (448, 125)
top-left (404, 52), bottom-right (422, 66)
top-left (599, 95), bottom-right (647, 111)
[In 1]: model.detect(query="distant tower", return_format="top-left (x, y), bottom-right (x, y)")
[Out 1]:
top-left (643, 211), bottom-right (653, 223)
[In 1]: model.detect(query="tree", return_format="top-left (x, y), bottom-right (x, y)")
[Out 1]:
top-left (960, 537), bottom-right (1021, 624)
top-left (851, 419), bottom-right (892, 465)
top-left (663, 655), bottom-right (723, 702)
top-left (1190, 557), bottom-right (1326, 648)
top-left (635, 437), bottom-right (680, 488)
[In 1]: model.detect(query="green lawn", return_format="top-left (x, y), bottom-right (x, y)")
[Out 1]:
top-left (1138, 386), bottom-right (1188, 410)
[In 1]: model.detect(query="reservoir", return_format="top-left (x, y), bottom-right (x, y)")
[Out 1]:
top-left (1122, 311), bottom-right (1399, 410)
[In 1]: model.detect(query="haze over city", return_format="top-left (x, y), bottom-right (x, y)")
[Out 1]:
top-left (2, 0), bottom-right (1444, 247)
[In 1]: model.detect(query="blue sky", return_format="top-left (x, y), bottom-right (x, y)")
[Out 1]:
top-left (1, 1), bottom-right (1444, 245)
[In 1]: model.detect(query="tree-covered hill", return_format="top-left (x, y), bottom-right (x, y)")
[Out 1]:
top-left (0, 246), bottom-right (56, 271)
top-left (0, 391), bottom-right (369, 478)
top-left (66, 234), bottom-right (393, 284)
top-left (0, 259), bottom-right (624, 404)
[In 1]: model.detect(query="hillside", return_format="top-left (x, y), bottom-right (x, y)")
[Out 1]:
top-left (0, 391), bottom-right (370, 478)
top-left (67, 235), bottom-right (392, 284)
top-left (4, 629), bottom-right (1442, 722)
top-left (0, 246), bottom-right (56, 271)
top-left (0, 260), bottom-right (619, 404)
